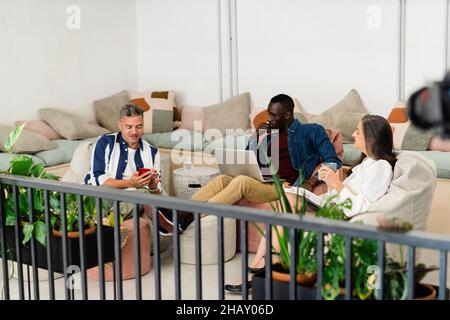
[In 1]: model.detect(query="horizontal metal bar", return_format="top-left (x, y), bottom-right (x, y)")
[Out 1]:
top-left (1, 175), bottom-right (450, 251)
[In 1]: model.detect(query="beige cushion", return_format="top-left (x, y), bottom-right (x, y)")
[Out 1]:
top-left (38, 108), bottom-right (107, 140)
top-left (390, 121), bottom-right (410, 150)
top-left (180, 215), bottom-right (236, 265)
top-left (351, 151), bottom-right (437, 231)
top-left (298, 89), bottom-right (368, 143)
top-left (93, 90), bottom-right (130, 132)
top-left (0, 125), bottom-right (56, 154)
top-left (129, 91), bottom-right (173, 133)
top-left (15, 120), bottom-right (63, 140)
top-left (179, 105), bottom-right (205, 132)
top-left (61, 141), bottom-right (95, 183)
top-left (203, 92), bottom-right (251, 135)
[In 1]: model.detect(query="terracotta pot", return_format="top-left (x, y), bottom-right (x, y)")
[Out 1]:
top-left (52, 225), bottom-right (96, 238)
top-left (271, 264), bottom-right (317, 287)
top-left (414, 283), bottom-right (437, 300)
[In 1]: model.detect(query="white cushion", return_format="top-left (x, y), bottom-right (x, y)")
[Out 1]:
top-left (180, 215), bottom-right (236, 265)
top-left (350, 151), bottom-right (437, 231)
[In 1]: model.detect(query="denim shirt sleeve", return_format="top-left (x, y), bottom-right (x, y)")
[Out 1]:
top-left (312, 125), bottom-right (342, 169)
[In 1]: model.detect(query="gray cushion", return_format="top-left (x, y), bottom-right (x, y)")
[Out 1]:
top-left (93, 90), bottom-right (130, 132)
top-left (343, 143), bottom-right (450, 179)
top-left (34, 138), bottom-right (97, 167)
top-left (302, 89), bottom-right (368, 143)
top-left (0, 125), bottom-right (57, 154)
top-left (143, 129), bottom-right (204, 151)
top-left (203, 133), bottom-right (250, 154)
top-left (0, 153), bottom-right (44, 171)
top-left (38, 108), bottom-right (107, 140)
top-left (203, 92), bottom-right (251, 137)
top-left (416, 151), bottom-right (450, 179)
top-left (343, 143), bottom-right (362, 166)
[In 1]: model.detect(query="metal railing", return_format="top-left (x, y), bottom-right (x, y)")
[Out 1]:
top-left (1, 174), bottom-right (449, 300)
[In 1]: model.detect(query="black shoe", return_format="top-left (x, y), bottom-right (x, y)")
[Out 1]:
top-left (224, 281), bottom-right (253, 293)
top-left (248, 266), bottom-right (265, 274)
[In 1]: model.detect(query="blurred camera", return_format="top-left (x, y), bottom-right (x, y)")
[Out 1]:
top-left (407, 72), bottom-right (450, 138)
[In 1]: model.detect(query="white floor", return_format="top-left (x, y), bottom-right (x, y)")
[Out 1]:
top-left (0, 246), bottom-right (254, 300)
top-left (1, 244), bottom-right (449, 300)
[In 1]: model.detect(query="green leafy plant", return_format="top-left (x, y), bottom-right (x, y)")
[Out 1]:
top-left (49, 194), bottom-right (97, 233)
top-left (261, 159), bottom-right (379, 300)
top-left (0, 124), bottom-right (97, 247)
top-left (374, 218), bottom-right (439, 300)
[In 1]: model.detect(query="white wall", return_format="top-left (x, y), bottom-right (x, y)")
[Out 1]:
top-left (1, 0), bottom-right (447, 124)
top-left (405, 0), bottom-right (447, 98)
top-left (0, 0), bottom-right (138, 125)
top-left (237, 0), bottom-right (398, 115)
top-left (136, 0), bottom-right (222, 107)
top-left (136, 0), bottom-right (449, 117)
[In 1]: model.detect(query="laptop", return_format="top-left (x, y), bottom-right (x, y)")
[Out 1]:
top-left (214, 148), bottom-right (283, 183)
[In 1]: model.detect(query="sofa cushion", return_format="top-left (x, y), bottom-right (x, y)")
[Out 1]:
top-left (203, 133), bottom-right (250, 154)
top-left (343, 143), bottom-right (450, 179)
top-left (143, 129), bottom-right (204, 151)
top-left (343, 143), bottom-right (361, 166)
top-left (203, 92), bottom-right (251, 136)
top-left (296, 89), bottom-right (368, 143)
top-left (93, 90), bottom-right (130, 132)
top-left (34, 138), bottom-right (96, 167)
top-left (38, 108), bottom-right (107, 140)
top-left (180, 215), bottom-right (236, 265)
top-left (179, 105), bottom-right (205, 132)
top-left (0, 125), bottom-right (57, 154)
top-left (351, 151), bottom-right (436, 232)
top-left (0, 152), bottom-right (44, 171)
top-left (129, 90), bottom-right (176, 133)
top-left (416, 151), bottom-right (450, 179)
top-left (15, 120), bottom-right (63, 140)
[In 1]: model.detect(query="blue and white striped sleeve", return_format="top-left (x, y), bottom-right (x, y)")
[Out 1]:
top-left (90, 137), bottom-right (113, 186)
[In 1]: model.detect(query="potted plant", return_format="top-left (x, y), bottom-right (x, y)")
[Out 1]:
top-left (251, 162), bottom-right (439, 300)
top-left (1, 124), bottom-right (115, 272)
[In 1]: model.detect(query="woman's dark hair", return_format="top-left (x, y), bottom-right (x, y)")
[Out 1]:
top-left (349, 114), bottom-right (397, 175)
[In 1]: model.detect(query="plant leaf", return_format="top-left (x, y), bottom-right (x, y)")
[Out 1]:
top-left (9, 156), bottom-right (34, 176)
top-left (30, 163), bottom-right (45, 178)
top-left (22, 222), bottom-right (34, 246)
top-left (4, 123), bottom-right (26, 154)
top-left (33, 221), bottom-right (47, 247)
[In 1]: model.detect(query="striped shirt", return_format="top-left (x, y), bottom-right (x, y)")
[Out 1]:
top-left (84, 132), bottom-right (160, 186)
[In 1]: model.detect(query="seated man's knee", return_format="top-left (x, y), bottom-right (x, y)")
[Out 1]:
top-left (216, 174), bottom-right (233, 186)
top-left (231, 175), bottom-right (253, 188)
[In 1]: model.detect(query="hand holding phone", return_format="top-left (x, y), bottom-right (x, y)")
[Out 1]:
top-left (138, 168), bottom-right (151, 176)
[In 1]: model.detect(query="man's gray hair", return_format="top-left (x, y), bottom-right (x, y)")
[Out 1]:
top-left (120, 104), bottom-right (144, 118)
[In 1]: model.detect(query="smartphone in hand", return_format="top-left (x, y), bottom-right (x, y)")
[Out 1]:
top-left (138, 168), bottom-right (151, 176)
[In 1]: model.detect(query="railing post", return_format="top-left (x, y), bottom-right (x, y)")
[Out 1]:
top-left (77, 195), bottom-right (88, 300)
top-left (152, 205), bottom-right (161, 300)
top-left (217, 216), bottom-right (225, 300)
top-left (133, 204), bottom-right (142, 300)
top-left (27, 188), bottom-right (39, 300)
top-left (173, 209), bottom-right (181, 300)
top-left (264, 224), bottom-right (272, 300)
top-left (240, 220), bottom-right (248, 300)
top-left (194, 212), bottom-right (202, 300)
top-left (113, 201), bottom-right (123, 300)
top-left (316, 232), bottom-right (324, 300)
top-left (43, 190), bottom-right (55, 300)
top-left (344, 236), bottom-right (352, 300)
top-left (0, 183), bottom-right (10, 300)
top-left (95, 198), bottom-right (106, 300)
top-left (407, 246), bottom-right (415, 300)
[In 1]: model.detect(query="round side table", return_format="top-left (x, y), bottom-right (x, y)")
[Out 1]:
top-left (172, 166), bottom-right (220, 199)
